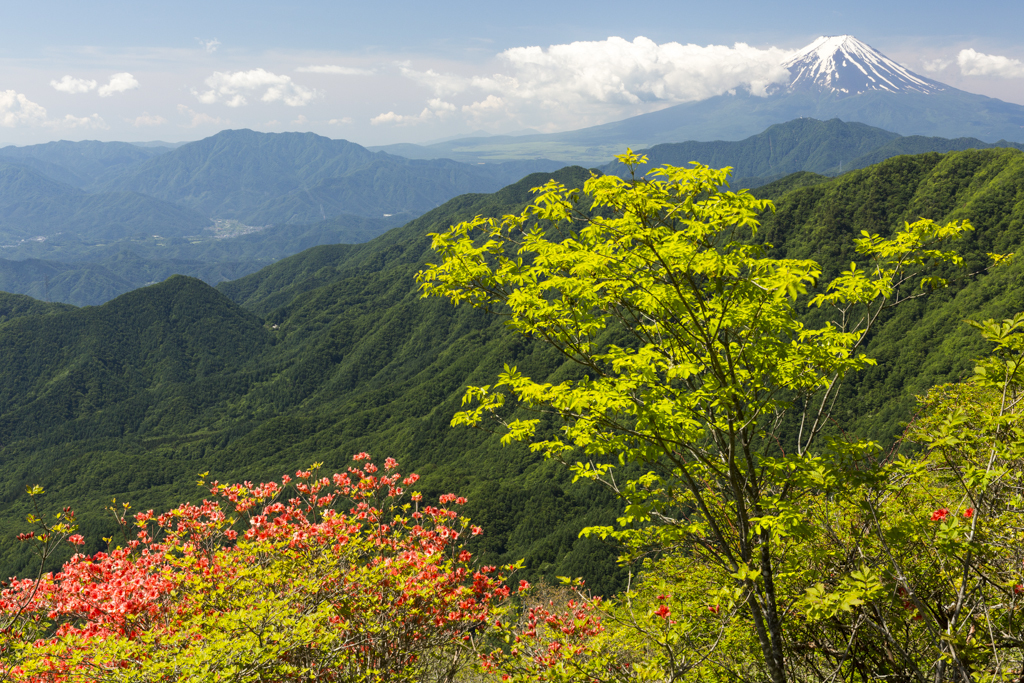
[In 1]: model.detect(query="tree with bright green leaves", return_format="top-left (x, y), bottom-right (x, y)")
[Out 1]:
top-left (417, 151), bottom-right (974, 683)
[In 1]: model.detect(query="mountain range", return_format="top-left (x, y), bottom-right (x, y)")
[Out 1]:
top-left (3, 35), bottom-right (1024, 308)
top-left (3, 118), bottom-right (1024, 306)
top-left (3, 147), bottom-right (1024, 590)
top-left (0, 131), bottom-right (567, 304)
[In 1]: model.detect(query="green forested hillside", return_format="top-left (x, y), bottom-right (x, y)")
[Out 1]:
top-left (601, 117), bottom-right (1024, 188)
top-left (761, 148), bottom-right (1024, 441)
top-left (0, 167), bottom-right (626, 594)
top-left (0, 292), bottom-right (74, 324)
top-left (4, 149), bottom-right (1024, 597)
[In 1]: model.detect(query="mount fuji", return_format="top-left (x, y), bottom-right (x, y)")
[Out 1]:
top-left (779, 35), bottom-right (945, 96)
top-left (376, 35), bottom-right (1024, 164)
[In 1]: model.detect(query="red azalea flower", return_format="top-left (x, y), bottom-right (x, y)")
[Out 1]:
top-left (963, 507), bottom-right (974, 519)
top-left (654, 604), bottom-right (670, 619)
top-left (930, 508), bottom-right (949, 522)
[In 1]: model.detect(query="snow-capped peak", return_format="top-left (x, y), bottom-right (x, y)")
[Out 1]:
top-left (782, 35), bottom-right (943, 96)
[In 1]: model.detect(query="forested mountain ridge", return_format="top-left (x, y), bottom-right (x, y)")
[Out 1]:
top-left (601, 117), bottom-right (1024, 188)
top-left (0, 122), bottom-right (1018, 311)
top-left (4, 150), bottom-right (1024, 594)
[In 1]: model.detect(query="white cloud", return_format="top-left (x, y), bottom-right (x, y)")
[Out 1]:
top-left (462, 95), bottom-right (504, 117)
top-left (399, 67), bottom-right (472, 96)
top-left (98, 72), bottom-right (140, 96)
top-left (196, 68), bottom-right (317, 107)
top-left (958, 48), bottom-right (1024, 78)
top-left (45, 113), bottom-right (108, 130)
top-left (0, 90), bottom-right (48, 127)
top-left (291, 114), bottom-right (308, 125)
top-left (371, 111), bottom-right (416, 125)
top-left (131, 113), bottom-right (167, 127)
top-left (51, 75), bottom-right (97, 94)
top-left (921, 59), bottom-right (952, 73)
top-left (380, 36), bottom-right (795, 129)
top-left (178, 104), bottom-right (226, 128)
top-left (371, 98), bottom-right (456, 126)
top-left (296, 64), bottom-right (373, 75)
top-left (198, 38), bottom-right (221, 53)
top-left (496, 37), bottom-right (792, 103)
top-left (328, 117), bottom-right (353, 125)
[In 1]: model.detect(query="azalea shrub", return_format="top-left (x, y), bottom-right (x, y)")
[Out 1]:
top-left (0, 454), bottom-right (512, 683)
top-left (482, 565), bottom-right (761, 683)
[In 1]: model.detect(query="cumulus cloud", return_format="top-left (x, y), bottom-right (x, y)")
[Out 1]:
top-left (0, 90), bottom-right (48, 127)
top-left (462, 95), bottom-right (504, 117)
top-left (178, 104), bottom-right (226, 128)
top-left (131, 113), bottom-right (167, 127)
top-left (98, 73), bottom-right (140, 96)
top-left (371, 98), bottom-right (456, 126)
top-left (198, 38), bottom-right (221, 53)
top-left (399, 67), bottom-right (472, 97)
top-left (958, 48), bottom-right (1024, 78)
top-left (296, 64), bottom-right (373, 75)
top-left (328, 117), bottom-right (353, 124)
top-left (0, 90), bottom-right (106, 129)
top-left (196, 68), bottom-right (317, 107)
top-left (377, 36), bottom-right (795, 128)
top-left (921, 59), bottom-right (952, 73)
top-left (46, 114), bottom-right (108, 130)
top-left (51, 75), bottom-right (97, 94)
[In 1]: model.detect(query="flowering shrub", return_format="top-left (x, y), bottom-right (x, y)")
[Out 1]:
top-left (0, 455), bottom-right (510, 683)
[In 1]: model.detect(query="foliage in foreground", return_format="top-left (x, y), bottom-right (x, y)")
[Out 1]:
top-left (0, 455), bottom-right (511, 682)
top-left (419, 152), bottom-right (1024, 681)
top-left (5, 152), bottom-right (1024, 682)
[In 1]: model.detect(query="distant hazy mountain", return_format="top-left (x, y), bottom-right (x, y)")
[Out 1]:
top-left (0, 162), bottom-right (208, 244)
top-left (0, 212), bottom-right (410, 306)
top-left (388, 36), bottom-right (1024, 164)
top-left (601, 117), bottom-right (1024, 188)
top-left (101, 129), bottom-right (565, 224)
top-left (0, 130), bottom-right (562, 305)
top-left (0, 140), bottom-right (167, 189)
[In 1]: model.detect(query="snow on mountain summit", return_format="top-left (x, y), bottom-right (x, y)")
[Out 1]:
top-left (782, 35), bottom-right (944, 96)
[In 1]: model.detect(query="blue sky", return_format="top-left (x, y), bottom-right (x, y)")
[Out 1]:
top-left (1, 0), bottom-right (1022, 146)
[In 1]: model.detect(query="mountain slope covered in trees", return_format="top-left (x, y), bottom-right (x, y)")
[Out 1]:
top-left (3, 150), bottom-right (1024, 595)
top-left (600, 117), bottom-right (1024, 187)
